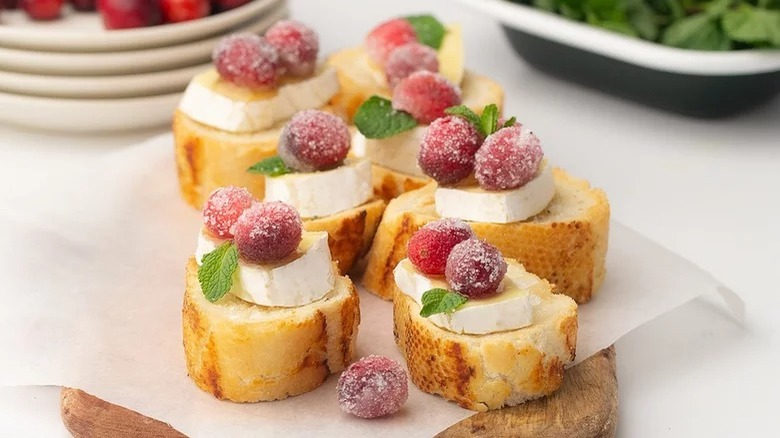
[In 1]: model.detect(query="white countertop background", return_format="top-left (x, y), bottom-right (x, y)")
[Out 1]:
top-left (1, 0), bottom-right (778, 436)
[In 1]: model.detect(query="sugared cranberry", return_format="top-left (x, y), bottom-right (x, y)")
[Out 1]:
top-left (265, 20), bottom-right (319, 77)
top-left (212, 33), bottom-right (281, 89)
top-left (445, 238), bottom-right (507, 299)
top-left (160, 0), bottom-right (208, 23)
top-left (278, 110), bottom-right (351, 172)
top-left (475, 125), bottom-right (543, 191)
top-left (365, 18), bottom-right (417, 66)
top-left (385, 42), bottom-right (439, 88)
top-left (97, 0), bottom-right (161, 29)
top-left (2, 0), bottom-right (19, 9)
top-left (71, 0), bottom-right (95, 11)
top-left (21, 0), bottom-right (63, 20)
top-left (392, 71), bottom-right (461, 124)
top-left (202, 187), bottom-right (255, 239)
top-left (418, 116), bottom-right (482, 185)
top-left (408, 218), bottom-right (474, 276)
top-left (211, 0), bottom-right (248, 12)
top-left (338, 355), bottom-right (409, 419)
top-left (233, 201), bottom-right (302, 264)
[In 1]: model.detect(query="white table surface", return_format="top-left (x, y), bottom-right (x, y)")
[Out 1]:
top-left (1, 0), bottom-right (778, 436)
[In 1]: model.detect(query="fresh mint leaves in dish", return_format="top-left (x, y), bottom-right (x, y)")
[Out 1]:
top-left (510, 0), bottom-right (780, 50)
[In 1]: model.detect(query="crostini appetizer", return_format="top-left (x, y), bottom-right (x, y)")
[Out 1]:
top-left (174, 20), bottom-right (343, 209)
top-left (392, 219), bottom-right (578, 411)
top-left (327, 14), bottom-right (503, 121)
top-left (246, 109), bottom-right (386, 274)
top-left (183, 188), bottom-right (360, 402)
top-left (363, 105), bottom-right (610, 303)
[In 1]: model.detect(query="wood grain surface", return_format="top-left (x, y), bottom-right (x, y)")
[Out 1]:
top-left (61, 346), bottom-right (617, 438)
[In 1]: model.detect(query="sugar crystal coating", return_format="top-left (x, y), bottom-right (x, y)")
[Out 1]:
top-left (445, 238), bottom-right (507, 298)
top-left (278, 110), bottom-right (351, 172)
top-left (475, 125), bottom-right (543, 191)
top-left (338, 355), bottom-right (409, 419)
top-left (265, 19), bottom-right (319, 77)
top-left (418, 116), bottom-right (482, 184)
top-left (385, 42), bottom-right (439, 88)
top-left (365, 18), bottom-right (418, 66)
top-left (202, 186), bottom-right (255, 238)
top-left (392, 71), bottom-right (461, 124)
top-left (212, 33), bottom-right (281, 89)
top-left (408, 218), bottom-right (475, 276)
top-left (233, 201), bottom-right (302, 264)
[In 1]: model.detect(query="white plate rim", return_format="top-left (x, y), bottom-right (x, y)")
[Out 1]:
top-left (0, 0), bottom-right (283, 52)
top-left (454, 0), bottom-right (780, 75)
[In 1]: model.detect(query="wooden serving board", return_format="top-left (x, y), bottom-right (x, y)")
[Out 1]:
top-left (61, 346), bottom-right (617, 438)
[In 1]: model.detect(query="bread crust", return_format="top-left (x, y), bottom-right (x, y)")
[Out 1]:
top-left (362, 168), bottom-right (610, 303)
top-left (182, 258), bottom-right (360, 402)
top-left (371, 164), bottom-right (430, 202)
top-left (393, 286), bottom-right (577, 411)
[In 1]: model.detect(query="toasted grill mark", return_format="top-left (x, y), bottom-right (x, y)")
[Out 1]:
top-left (448, 343), bottom-right (474, 397)
top-left (204, 336), bottom-right (223, 399)
top-left (183, 139), bottom-right (199, 186)
top-left (315, 310), bottom-right (328, 370)
top-left (340, 290), bottom-right (359, 365)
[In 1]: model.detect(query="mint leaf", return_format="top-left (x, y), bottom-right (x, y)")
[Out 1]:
top-left (354, 96), bottom-right (418, 139)
top-left (626, 0), bottom-right (659, 40)
top-left (502, 116), bottom-right (517, 128)
top-left (661, 13), bottom-right (732, 50)
top-left (404, 15), bottom-right (447, 49)
top-left (247, 155), bottom-right (292, 176)
top-left (419, 288), bottom-right (468, 317)
top-left (723, 5), bottom-right (780, 47)
top-left (445, 105), bottom-right (482, 130)
top-left (479, 104), bottom-right (500, 137)
top-left (198, 241), bottom-right (239, 303)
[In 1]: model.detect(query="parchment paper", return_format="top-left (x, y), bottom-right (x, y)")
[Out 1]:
top-left (0, 134), bottom-right (743, 437)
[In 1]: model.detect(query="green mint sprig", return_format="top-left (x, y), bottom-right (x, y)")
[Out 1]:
top-left (445, 103), bottom-right (514, 137)
top-left (419, 288), bottom-right (468, 317)
top-left (247, 155), bottom-right (293, 177)
top-left (404, 15), bottom-right (447, 49)
top-left (198, 241), bottom-right (239, 303)
top-left (354, 96), bottom-right (418, 139)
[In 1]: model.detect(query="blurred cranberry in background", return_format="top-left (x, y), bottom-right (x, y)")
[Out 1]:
top-left (2, 0), bottom-right (19, 10)
top-left (97, 0), bottom-right (161, 29)
top-left (71, 0), bottom-right (96, 11)
top-left (212, 0), bottom-right (248, 12)
top-left (22, 0), bottom-right (63, 20)
top-left (161, 0), bottom-right (208, 23)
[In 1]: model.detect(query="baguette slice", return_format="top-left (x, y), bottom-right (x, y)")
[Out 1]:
top-left (362, 169), bottom-right (610, 303)
top-left (393, 279), bottom-right (577, 411)
top-left (326, 47), bottom-right (504, 122)
top-left (183, 258), bottom-right (360, 402)
top-left (371, 164), bottom-right (430, 202)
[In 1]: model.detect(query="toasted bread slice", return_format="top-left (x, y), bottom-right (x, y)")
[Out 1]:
top-left (371, 164), bottom-right (430, 202)
top-left (362, 169), bottom-right (610, 303)
top-left (326, 47), bottom-right (504, 121)
top-left (182, 258), bottom-right (360, 402)
top-left (304, 199), bottom-right (386, 274)
top-left (393, 280), bottom-right (577, 411)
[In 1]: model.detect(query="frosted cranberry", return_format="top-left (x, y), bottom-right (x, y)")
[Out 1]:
top-left (445, 238), bottom-right (507, 299)
top-left (365, 18), bottom-right (417, 66)
top-left (233, 202), bottom-right (302, 264)
top-left (392, 71), bottom-right (461, 124)
top-left (97, 0), bottom-right (161, 29)
top-left (418, 116), bottom-right (482, 185)
top-left (385, 42), bottom-right (439, 88)
top-left (212, 33), bottom-right (281, 89)
top-left (212, 0), bottom-right (248, 11)
top-left (265, 20), bottom-right (319, 77)
top-left (338, 355), bottom-right (408, 419)
top-left (475, 125), bottom-right (543, 191)
top-left (72, 0), bottom-right (94, 11)
top-left (202, 187), bottom-right (254, 239)
top-left (408, 218), bottom-right (474, 276)
top-left (160, 0), bottom-right (208, 23)
top-left (21, 0), bottom-right (62, 20)
top-left (278, 110), bottom-right (350, 172)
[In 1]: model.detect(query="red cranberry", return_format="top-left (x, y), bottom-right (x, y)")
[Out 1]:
top-left (212, 33), bottom-right (281, 89)
top-left (2, 0), bottom-right (19, 9)
top-left (233, 202), bottom-right (303, 264)
top-left (407, 218), bottom-right (474, 276)
top-left (71, 0), bottom-right (95, 11)
top-left (365, 18), bottom-right (417, 66)
top-left (445, 238), bottom-right (507, 299)
top-left (418, 116), bottom-right (482, 185)
top-left (97, 0), bottom-right (162, 29)
top-left (160, 0), bottom-right (208, 23)
top-left (392, 71), bottom-right (461, 124)
top-left (338, 355), bottom-right (409, 419)
top-left (475, 125), bottom-right (543, 191)
top-left (385, 42), bottom-right (439, 88)
top-left (202, 186), bottom-right (255, 239)
top-left (278, 110), bottom-right (351, 172)
top-left (265, 19), bottom-right (319, 77)
top-left (21, 0), bottom-right (63, 20)
top-left (211, 0), bottom-right (247, 12)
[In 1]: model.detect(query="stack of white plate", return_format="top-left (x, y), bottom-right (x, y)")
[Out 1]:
top-left (0, 0), bottom-right (287, 133)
